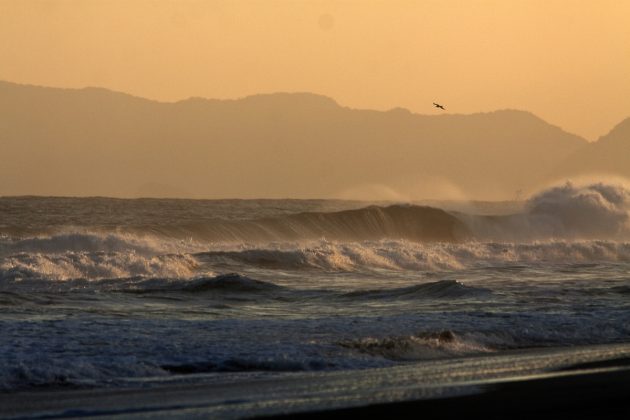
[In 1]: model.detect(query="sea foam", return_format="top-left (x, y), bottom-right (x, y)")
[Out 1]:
top-left (198, 239), bottom-right (630, 272)
top-left (0, 252), bottom-right (198, 282)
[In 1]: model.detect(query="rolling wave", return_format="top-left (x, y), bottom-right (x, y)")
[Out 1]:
top-left (339, 330), bottom-right (495, 361)
top-left (341, 280), bottom-right (492, 300)
top-left (147, 273), bottom-right (285, 294)
top-left (0, 269), bottom-right (489, 304)
top-left (134, 278), bottom-right (491, 301)
top-left (1, 204), bottom-right (469, 243)
top-left (134, 204), bottom-right (470, 243)
top-left (0, 272), bottom-right (285, 297)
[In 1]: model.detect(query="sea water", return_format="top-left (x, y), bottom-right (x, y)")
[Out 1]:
top-left (1, 182), bottom-right (630, 395)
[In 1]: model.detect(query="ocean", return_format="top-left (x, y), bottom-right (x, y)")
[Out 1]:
top-left (1, 182), bottom-right (630, 417)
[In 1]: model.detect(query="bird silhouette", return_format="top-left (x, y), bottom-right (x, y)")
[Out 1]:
top-left (433, 102), bottom-right (446, 110)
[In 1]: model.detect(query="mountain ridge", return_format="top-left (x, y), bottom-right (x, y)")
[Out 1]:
top-left (2, 80), bottom-right (621, 200)
top-left (0, 80), bottom-right (578, 124)
top-left (552, 116), bottom-right (630, 181)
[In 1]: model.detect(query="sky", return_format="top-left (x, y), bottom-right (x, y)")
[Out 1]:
top-left (1, 0), bottom-right (629, 140)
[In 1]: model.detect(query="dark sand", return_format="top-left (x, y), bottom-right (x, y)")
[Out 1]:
top-left (269, 365), bottom-right (630, 419)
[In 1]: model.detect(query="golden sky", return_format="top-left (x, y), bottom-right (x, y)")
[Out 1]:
top-left (1, 0), bottom-right (628, 140)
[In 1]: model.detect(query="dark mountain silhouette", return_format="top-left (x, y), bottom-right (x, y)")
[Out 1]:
top-left (552, 118), bottom-right (630, 181)
top-left (0, 80), bottom-right (589, 199)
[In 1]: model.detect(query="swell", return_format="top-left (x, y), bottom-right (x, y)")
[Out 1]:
top-left (341, 280), bottom-right (492, 300)
top-left (1, 204), bottom-right (469, 243)
top-left (0, 269), bottom-right (487, 301)
top-left (130, 273), bottom-right (285, 294)
top-left (134, 204), bottom-right (470, 243)
top-left (2, 182), bottom-right (630, 246)
top-left (0, 272), bottom-right (287, 298)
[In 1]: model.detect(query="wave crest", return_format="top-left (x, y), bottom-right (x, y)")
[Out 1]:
top-left (526, 182), bottom-right (630, 239)
top-left (339, 330), bottom-right (494, 361)
top-left (198, 240), bottom-right (630, 272)
top-left (468, 182), bottom-right (630, 241)
top-left (342, 280), bottom-right (492, 300)
top-left (168, 273), bottom-right (284, 293)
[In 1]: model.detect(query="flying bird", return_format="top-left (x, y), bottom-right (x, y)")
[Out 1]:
top-left (433, 102), bottom-right (446, 110)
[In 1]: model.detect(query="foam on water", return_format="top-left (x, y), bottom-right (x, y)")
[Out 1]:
top-left (0, 252), bottom-right (198, 282)
top-left (199, 239), bottom-right (630, 272)
top-left (2, 238), bottom-right (629, 286)
top-left (339, 330), bottom-right (495, 360)
top-left (3, 308), bottom-right (629, 391)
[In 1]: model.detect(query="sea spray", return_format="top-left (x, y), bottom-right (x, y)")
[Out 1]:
top-left (463, 182), bottom-right (630, 241)
top-left (526, 182), bottom-right (630, 239)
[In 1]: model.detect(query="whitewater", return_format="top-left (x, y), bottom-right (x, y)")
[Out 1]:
top-left (1, 182), bottom-right (630, 405)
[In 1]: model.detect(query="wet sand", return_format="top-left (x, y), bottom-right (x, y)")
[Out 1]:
top-left (271, 364), bottom-right (630, 419)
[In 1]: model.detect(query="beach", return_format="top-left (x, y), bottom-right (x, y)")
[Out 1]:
top-left (2, 344), bottom-right (630, 419)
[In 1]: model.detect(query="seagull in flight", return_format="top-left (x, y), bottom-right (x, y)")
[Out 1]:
top-left (433, 102), bottom-right (446, 110)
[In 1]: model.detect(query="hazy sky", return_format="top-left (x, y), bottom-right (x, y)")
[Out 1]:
top-left (1, 0), bottom-right (628, 140)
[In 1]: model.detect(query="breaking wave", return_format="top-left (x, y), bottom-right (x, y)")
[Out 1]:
top-left (467, 182), bottom-right (630, 241)
top-left (198, 240), bottom-right (630, 272)
top-left (0, 252), bottom-right (198, 282)
top-left (339, 330), bottom-right (496, 361)
top-left (526, 182), bottom-right (630, 238)
top-left (2, 239), bottom-right (630, 286)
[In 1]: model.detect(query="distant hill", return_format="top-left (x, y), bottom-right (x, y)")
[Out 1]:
top-left (552, 118), bottom-right (630, 181)
top-left (0, 81), bottom-right (589, 199)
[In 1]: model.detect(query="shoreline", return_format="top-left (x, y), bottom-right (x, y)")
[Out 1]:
top-left (2, 344), bottom-right (630, 419)
top-left (268, 366), bottom-right (630, 419)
